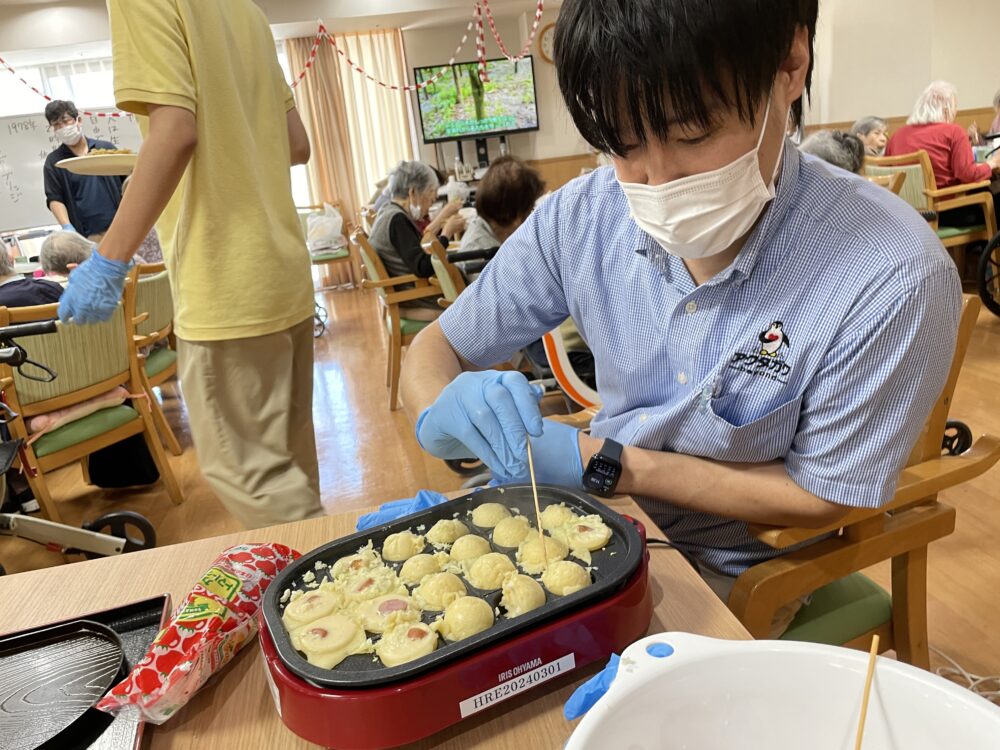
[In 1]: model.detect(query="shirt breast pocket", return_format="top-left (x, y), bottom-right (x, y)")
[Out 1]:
top-left (696, 393), bottom-right (804, 463)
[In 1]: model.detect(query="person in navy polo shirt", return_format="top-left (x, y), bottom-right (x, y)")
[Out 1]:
top-left (400, 0), bottom-right (961, 634)
top-left (42, 100), bottom-right (123, 240)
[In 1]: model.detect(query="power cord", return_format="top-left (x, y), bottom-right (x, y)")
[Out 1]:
top-left (646, 538), bottom-right (674, 549)
top-left (930, 645), bottom-right (1000, 703)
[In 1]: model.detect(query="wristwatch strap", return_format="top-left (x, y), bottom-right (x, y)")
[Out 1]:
top-left (600, 438), bottom-right (623, 463)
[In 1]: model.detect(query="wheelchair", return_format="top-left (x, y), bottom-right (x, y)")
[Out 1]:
top-left (977, 231), bottom-right (1000, 317)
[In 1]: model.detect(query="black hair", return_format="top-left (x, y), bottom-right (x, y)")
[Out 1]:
top-left (44, 100), bottom-right (78, 125)
top-left (554, 0), bottom-right (818, 156)
top-left (475, 155), bottom-right (545, 228)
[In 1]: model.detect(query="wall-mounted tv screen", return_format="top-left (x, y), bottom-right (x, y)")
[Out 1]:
top-left (413, 56), bottom-right (540, 144)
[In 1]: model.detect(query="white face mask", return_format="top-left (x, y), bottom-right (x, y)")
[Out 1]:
top-left (618, 98), bottom-right (787, 260)
top-left (55, 123), bottom-right (83, 147)
top-left (409, 203), bottom-right (424, 221)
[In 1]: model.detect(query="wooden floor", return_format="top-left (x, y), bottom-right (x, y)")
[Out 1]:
top-left (2, 286), bottom-right (999, 689)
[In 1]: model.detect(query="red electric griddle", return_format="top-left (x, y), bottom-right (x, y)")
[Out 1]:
top-left (258, 486), bottom-right (653, 749)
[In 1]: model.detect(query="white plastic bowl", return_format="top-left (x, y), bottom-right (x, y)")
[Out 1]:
top-left (566, 633), bottom-right (1000, 750)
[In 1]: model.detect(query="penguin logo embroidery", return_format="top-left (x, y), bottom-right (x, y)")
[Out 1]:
top-left (758, 321), bottom-right (790, 358)
top-left (727, 321), bottom-right (794, 384)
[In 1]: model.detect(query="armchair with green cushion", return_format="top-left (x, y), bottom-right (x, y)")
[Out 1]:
top-left (864, 150), bottom-right (997, 254)
top-left (299, 202), bottom-right (357, 290)
top-left (728, 296), bottom-right (1000, 668)
top-left (0, 302), bottom-right (183, 525)
top-left (351, 229), bottom-right (440, 410)
top-left (124, 264), bottom-right (182, 456)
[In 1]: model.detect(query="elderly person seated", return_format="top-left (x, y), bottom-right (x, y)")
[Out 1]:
top-left (460, 156), bottom-right (546, 254)
top-left (887, 80), bottom-right (1000, 227)
top-left (39, 230), bottom-right (92, 285)
top-left (849, 116), bottom-right (888, 156)
top-left (368, 161), bottom-right (465, 321)
top-left (0, 250), bottom-right (63, 307)
top-left (799, 130), bottom-right (865, 174)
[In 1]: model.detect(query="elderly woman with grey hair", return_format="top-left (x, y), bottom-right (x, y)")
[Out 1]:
top-left (799, 130), bottom-right (866, 174)
top-left (850, 116), bottom-right (887, 156)
top-left (39, 230), bottom-right (93, 284)
top-left (367, 160), bottom-right (465, 320)
top-left (887, 81), bottom-right (1000, 228)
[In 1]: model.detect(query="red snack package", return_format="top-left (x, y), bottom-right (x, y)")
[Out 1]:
top-left (96, 542), bottom-right (299, 724)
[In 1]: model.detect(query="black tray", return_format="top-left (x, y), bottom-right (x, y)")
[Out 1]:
top-left (0, 595), bottom-right (170, 750)
top-left (0, 620), bottom-right (124, 750)
top-left (262, 485), bottom-right (643, 689)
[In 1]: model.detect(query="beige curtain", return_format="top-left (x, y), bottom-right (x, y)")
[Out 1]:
top-left (331, 29), bottom-right (415, 209)
top-left (286, 36), bottom-right (360, 225)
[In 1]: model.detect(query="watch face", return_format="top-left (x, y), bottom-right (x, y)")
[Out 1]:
top-left (585, 456), bottom-right (619, 494)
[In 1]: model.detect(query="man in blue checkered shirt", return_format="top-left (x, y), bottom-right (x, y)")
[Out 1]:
top-left (401, 0), bottom-right (961, 630)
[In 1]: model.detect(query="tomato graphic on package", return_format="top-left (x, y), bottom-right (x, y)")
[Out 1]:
top-left (95, 543), bottom-right (299, 725)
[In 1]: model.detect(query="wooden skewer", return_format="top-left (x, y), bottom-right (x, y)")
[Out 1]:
top-left (854, 633), bottom-right (880, 750)
top-left (525, 439), bottom-right (548, 572)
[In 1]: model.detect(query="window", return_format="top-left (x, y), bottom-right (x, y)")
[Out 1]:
top-left (41, 59), bottom-right (116, 109)
top-left (0, 66), bottom-right (46, 117)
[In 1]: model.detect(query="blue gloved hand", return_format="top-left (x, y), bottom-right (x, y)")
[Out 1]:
top-left (416, 371), bottom-right (543, 482)
top-left (60, 223), bottom-right (77, 233)
top-left (494, 418), bottom-right (584, 488)
top-left (355, 490), bottom-right (449, 531)
top-left (564, 653), bottom-right (620, 720)
top-left (57, 250), bottom-right (129, 324)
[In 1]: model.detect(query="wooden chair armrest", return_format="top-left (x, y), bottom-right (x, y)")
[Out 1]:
top-left (384, 285), bottom-right (443, 305)
top-left (361, 274), bottom-right (421, 290)
top-left (925, 180), bottom-right (991, 198)
top-left (748, 434), bottom-right (1000, 549)
top-left (934, 193), bottom-right (993, 215)
top-left (0, 376), bottom-right (13, 391)
top-left (131, 312), bottom-right (150, 327)
top-left (438, 298), bottom-right (452, 309)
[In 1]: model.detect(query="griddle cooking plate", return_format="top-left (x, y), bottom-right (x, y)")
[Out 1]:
top-left (262, 485), bottom-right (643, 689)
top-left (0, 620), bottom-right (125, 750)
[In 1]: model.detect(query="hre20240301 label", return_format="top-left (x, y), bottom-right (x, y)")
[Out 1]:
top-left (458, 653), bottom-right (576, 718)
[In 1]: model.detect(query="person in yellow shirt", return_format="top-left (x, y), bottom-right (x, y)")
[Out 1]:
top-left (57, 0), bottom-right (322, 528)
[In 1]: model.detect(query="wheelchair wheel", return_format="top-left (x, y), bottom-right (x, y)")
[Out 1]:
top-left (942, 420), bottom-right (973, 456)
top-left (82, 511), bottom-right (157, 559)
top-left (977, 233), bottom-right (1000, 317)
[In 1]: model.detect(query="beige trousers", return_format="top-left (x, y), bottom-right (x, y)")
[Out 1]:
top-left (178, 317), bottom-right (323, 529)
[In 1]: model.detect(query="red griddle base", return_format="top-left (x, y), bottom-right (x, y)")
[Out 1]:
top-left (259, 548), bottom-right (652, 750)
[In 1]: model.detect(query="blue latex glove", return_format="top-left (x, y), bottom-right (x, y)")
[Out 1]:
top-left (564, 653), bottom-right (620, 720)
top-left (416, 370), bottom-right (543, 481)
top-left (57, 250), bottom-right (129, 324)
top-left (355, 490), bottom-right (449, 531)
top-left (495, 418), bottom-right (584, 488)
top-left (60, 223), bottom-right (77, 233)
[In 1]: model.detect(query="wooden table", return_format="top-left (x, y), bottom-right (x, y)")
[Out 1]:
top-left (0, 497), bottom-right (750, 749)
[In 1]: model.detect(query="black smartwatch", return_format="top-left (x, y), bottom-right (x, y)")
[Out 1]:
top-left (582, 439), bottom-right (624, 497)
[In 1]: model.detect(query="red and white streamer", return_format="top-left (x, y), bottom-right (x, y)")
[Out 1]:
top-left (475, 2), bottom-right (490, 83)
top-left (289, 33), bottom-right (324, 89)
top-left (0, 0), bottom-right (521, 106)
top-left (479, 0), bottom-right (545, 63)
top-left (322, 6), bottom-right (479, 92)
top-left (0, 52), bottom-right (127, 118)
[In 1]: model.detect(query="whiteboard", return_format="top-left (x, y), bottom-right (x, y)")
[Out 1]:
top-left (0, 110), bottom-right (143, 233)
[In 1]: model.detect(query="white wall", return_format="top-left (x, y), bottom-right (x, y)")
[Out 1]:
top-left (402, 8), bottom-right (589, 167)
top-left (808, 0), bottom-right (999, 125)
top-left (0, 1), bottom-right (108, 52)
